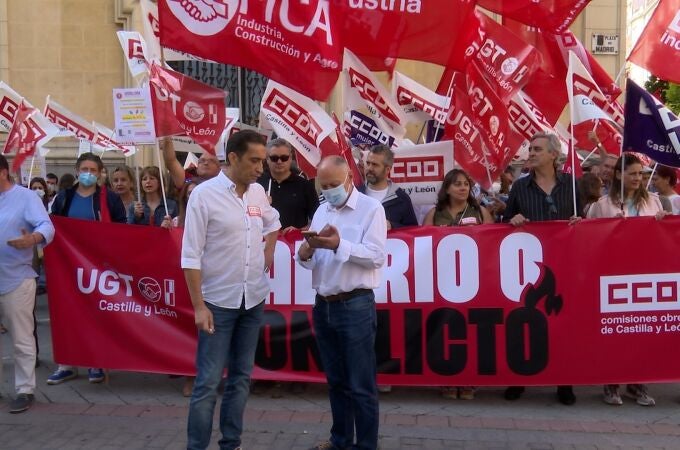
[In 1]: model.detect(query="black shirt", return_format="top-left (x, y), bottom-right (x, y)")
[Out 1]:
top-left (257, 172), bottom-right (319, 229)
top-left (504, 171), bottom-right (578, 222)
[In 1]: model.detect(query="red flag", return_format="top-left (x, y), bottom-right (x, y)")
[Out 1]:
top-left (562, 137), bottom-right (583, 179)
top-left (628, 0), bottom-right (680, 85)
top-left (478, 0), bottom-right (591, 33)
top-left (443, 80), bottom-right (499, 189)
top-left (3, 101), bottom-right (58, 172)
top-left (158, 0), bottom-right (342, 101)
top-left (149, 63), bottom-right (226, 154)
top-left (340, 0), bottom-right (477, 69)
top-left (457, 12), bottom-right (540, 101)
top-left (505, 21), bottom-right (621, 125)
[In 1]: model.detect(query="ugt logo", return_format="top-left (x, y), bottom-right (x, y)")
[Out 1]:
top-left (167, 0), bottom-right (241, 36)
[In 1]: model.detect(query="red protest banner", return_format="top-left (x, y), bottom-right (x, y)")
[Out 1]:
top-left (149, 63), bottom-right (227, 154)
top-left (479, 0), bottom-right (591, 34)
top-left (340, 0), bottom-right (476, 69)
top-left (158, 0), bottom-right (342, 101)
top-left (628, 0), bottom-right (680, 85)
top-left (46, 216), bottom-right (680, 385)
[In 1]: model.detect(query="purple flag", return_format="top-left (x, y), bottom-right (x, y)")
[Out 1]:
top-left (623, 79), bottom-right (680, 168)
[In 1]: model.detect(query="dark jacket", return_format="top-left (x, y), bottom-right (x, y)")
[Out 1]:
top-left (51, 184), bottom-right (127, 223)
top-left (359, 181), bottom-right (418, 229)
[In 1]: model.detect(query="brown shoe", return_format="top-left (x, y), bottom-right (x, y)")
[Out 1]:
top-left (182, 377), bottom-right (194, 397)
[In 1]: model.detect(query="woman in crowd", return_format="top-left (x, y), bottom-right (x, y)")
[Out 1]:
top-left (577, 172), bottom-right (602, 217)
top-left (127, 166), bottom-right (177, 229)
top-left (424, 169), bottom-right (493, 400)
top-left (424, 169), bottom-right (494, 227)
top-left (652, 165), bottom-right (680, 215)
top-left (111, 166), bottom-right (137, 213)
top-left (49, 153), bottom-right (127, 385)
top-left (29, 177), bottom-right (49, 210)
top-left (587, 153), bottom-right (668, 406)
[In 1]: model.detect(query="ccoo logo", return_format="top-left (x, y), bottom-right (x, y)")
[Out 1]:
top-left (167, 0), bottom-right (241, 36)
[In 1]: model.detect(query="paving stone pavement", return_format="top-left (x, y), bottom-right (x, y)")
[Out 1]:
top-left (1, 295), bottom-right (680, 449)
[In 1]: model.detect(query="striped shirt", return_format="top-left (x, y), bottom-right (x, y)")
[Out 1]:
top-left (504, 172), bottom-right (578, 222)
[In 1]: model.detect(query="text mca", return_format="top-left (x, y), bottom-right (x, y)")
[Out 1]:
top-left (348, 68), bottom-right (401, 123)
top-left (600, 273), bottom-right (680, 313)
top-left (263, 89), bottom-right (323, 144)
top-left (391, 156), bottom-right (444, 183)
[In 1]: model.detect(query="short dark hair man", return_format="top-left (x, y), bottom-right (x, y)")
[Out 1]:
top-left (503, 132), bottom-right (579, 405)
top-left (297, 156), bottom-right (387, 450)
top-left (182, 130), bottom-right (281, 450)
top-left (0, 154), bottom-right (55, 413)
top-left (257, 138), bottom-right (319, 233)
top-left (360, 144), bottom-right (418, 229)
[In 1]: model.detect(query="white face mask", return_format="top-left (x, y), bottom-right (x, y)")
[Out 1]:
top-left (33, 188), bottom-right (45, 199)
top-left (321, 174), bottom-right (349, 207)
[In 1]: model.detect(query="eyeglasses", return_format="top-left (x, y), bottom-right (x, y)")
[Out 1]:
top-left (269, 155), bottom-right (290, 163)
top-left (545, 195), bottom-right (558, 216)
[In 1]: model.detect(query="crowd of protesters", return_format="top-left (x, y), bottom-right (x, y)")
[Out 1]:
top-left (1, 130), bottom-right (679, 421)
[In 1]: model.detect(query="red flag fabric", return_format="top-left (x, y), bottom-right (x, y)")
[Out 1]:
top-left (443, 79), bottom-right (500, 189)
top-left (461, 12), bottom-right (540, 101)
top-left (505, 21), bottom-right (621, 125)
top-left (158, 0), bottom-right (342, 101)
top-left (340, 0), bottom-right (477, 68)
top-left (478, 0), bottom-right (592, 33)
top-left (45, 215), bottom-right (680, 386)
top-left (628, 0), bottom-right (680, 85)
top-left (567, 52), bottom-right (623, 153)
top-left (3, 101), bottom-right (58, 172)
top-left (149, 63), bottom-right (226, 154)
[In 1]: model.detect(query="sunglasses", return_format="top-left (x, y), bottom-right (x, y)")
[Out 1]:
top-left (545, 195), bottom-right (558, 216)
top-left (269, 155), bottom-right (290, 163)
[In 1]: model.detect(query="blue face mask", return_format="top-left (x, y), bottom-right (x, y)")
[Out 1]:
top-left (322, 175), bottom-right (349, 207)
top-left (78, 172), bottom-right (98, 187)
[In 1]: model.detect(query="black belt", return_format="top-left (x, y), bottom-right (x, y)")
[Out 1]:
top-left (317, 288), bottom-right (372, 303)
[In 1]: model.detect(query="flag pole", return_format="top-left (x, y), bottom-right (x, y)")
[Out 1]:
top-left (432, 76), bottom-right (455, 144)
top-left (647, 162), bottom-right (658, 190)
top-left (27, 154), bottom-right (36, 185)
top-left (154, 140), bottom-right (169, 217)
top-left (569, 122), bottom-right (578, 217)
top-left (619, 152), bottom-right (625, 212)
top-left (415, 121), bottom-right (427, 144)
top-left (135, 164), bottom-right (141, 203)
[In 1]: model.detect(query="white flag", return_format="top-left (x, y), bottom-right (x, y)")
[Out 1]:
top-left (0, 81), bottom-right (30, 132)
top-left (44, 97), bottom-right (98, 141)
top-left (392, 71), bottom-right (450, 124)
top-left (259, 80), bottom-right (336, 168)
top-left (343, 49), bottom-right (407, 139)
top-left (567, 51), bottom-right (621, 127)
top-left (117, 31), bottom-right (150, 78)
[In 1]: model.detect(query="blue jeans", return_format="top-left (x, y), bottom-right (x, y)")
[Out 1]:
top-left (187, 300), bottom-right (264, 450)
top-left (313, 291), bottom-right (379, 450)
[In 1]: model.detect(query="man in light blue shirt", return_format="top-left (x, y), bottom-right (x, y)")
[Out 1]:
top-left (0, 155), bottom-right (55, 413)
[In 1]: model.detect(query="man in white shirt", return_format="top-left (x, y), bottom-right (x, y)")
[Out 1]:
top-left (297, 156), bottom-right (387, 450)
top-left (181, 130), bottom-right (281, 450)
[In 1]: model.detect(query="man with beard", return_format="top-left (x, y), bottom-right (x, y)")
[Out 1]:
top-left (360, 144), bottom-right (417, 230)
